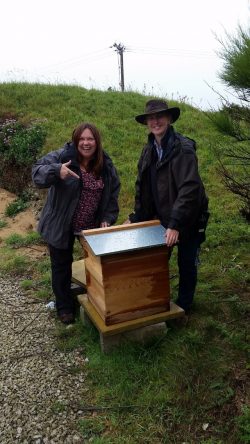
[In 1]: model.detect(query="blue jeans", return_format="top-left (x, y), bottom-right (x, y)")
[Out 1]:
top-left (175, 234), bottom-right (201, 313)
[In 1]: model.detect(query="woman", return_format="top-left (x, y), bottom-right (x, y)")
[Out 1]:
top-left (32, 122), bottom-right (120, 325)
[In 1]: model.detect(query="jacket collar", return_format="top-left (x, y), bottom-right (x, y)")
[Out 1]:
top-left (61, 142), bottom-right (78, 165)
top-left (140, 127), bottom-right (183, 173)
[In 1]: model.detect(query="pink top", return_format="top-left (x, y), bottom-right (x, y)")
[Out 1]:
top-left (72, 168), bottom-right (104, 232)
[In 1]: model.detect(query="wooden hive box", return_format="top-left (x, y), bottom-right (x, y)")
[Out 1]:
top-left (80, 220), bottom-right (170, 326)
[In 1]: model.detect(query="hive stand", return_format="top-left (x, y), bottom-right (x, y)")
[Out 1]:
top-left (77, 294), bottom-right (184, 353)
top-left (71, 259), bottom-right (86, 288)
top-left (71, 221), bottom-right (184, 352)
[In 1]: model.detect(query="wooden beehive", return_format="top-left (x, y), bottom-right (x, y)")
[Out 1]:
top-left (80, 221), bottom-right (170, 326)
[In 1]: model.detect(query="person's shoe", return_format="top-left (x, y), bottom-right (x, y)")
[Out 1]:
top-left (58, 312), bottom-right (75, 325)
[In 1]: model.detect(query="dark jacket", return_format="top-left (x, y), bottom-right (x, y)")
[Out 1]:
top-left (129, 126), bottom-right (208, 240)
top-left (32, 142), bottom-right (120, 249)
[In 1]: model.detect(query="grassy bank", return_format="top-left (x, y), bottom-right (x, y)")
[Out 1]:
top-left (0, 82), bottom-right (249, 443)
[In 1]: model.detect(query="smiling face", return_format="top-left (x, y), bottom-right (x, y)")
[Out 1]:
top-left (146, 112), bottom-right (171, 142)
top-left (77, 128), bottom-right (97, 164)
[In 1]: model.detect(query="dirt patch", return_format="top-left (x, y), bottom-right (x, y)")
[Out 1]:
top-left (0, 188), bottom-right (37, 238)
top-left (0, 188), bottom-right (47, 258)
top-left (18, 244), bottom-right (49, 260)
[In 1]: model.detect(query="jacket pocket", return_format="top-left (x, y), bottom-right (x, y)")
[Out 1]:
top-left (197, 210), bottom-right (210, 243)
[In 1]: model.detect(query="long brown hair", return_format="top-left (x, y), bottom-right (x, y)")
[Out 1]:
top-left (72, 122), bottom-right (103, 177)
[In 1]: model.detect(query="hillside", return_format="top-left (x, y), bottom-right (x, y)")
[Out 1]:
top-left (0, 81), bottom-right (217, 221)
top-left (0, 82), bottom-right (249, 443)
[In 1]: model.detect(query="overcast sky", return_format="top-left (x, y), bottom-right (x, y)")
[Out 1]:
top-left (1, 0), bottom-right (249, 109)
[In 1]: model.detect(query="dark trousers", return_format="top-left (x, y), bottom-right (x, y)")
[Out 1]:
top-left (48, 235), bottom-right (75, 315)
top-left (174, 234), bottom-right (201, 313)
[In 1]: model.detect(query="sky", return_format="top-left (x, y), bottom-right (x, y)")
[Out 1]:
top-left (1, 0), bottom-right (249, 110)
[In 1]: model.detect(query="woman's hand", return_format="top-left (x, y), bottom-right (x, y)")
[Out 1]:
top-left (60, 160), bottom-right (80, 180)
top-left (165, 228), bottom-right (179, 247)
top-left (100, 221), bottom-right (110, 228)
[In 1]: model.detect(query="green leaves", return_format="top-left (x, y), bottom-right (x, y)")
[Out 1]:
top-left (0, 118), bottom-right (46, 164)
top-left (0, 117), bottom-right (47, 194)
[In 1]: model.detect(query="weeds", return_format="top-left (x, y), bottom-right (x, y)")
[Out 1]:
top-left (0, 254), bottom-right (30, 275)
top-left (5, 231), bottom-right (42, 247)
top-left (4, 197), bottom-right (29, 217)
top-left (0, 219), bottom-right (7, 228)
top-left (20, 279), bottom-right (34, 290)
top-left (33, 289), bottom-right (51, 300)
top-left (236, 406), bottom-right (250, 443)
top-left (78, 417), bottom-right (106, 440)
top-left (51, 401), bottom-right (67, 414)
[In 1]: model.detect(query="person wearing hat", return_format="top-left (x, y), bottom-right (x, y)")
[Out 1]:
top-left (32, 122), bottom-right (120, 325)
top-left (125, 99), bottom-right (209, 315)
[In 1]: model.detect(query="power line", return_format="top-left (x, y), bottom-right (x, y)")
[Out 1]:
top-left (38, 43), bottom-right (217, 90)
top-left (40, 48), bottom-right (112, 71)
top-left (126, 45), bottom-right (216, 58)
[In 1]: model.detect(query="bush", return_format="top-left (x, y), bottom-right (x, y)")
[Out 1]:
top-left (0, 116), bottom-right (47, 194)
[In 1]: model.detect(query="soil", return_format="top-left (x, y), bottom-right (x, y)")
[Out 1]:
top-left (0, 188), bottom-right (47, 259)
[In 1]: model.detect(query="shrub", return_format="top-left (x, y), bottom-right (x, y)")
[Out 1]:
top-left (0, 116), bottom-right (47, 194)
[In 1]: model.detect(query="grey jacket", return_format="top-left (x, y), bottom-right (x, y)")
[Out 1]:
top-left (32, 142), bottom-right (120, 248)
top-left (129, 127), bottom-right (208, 240)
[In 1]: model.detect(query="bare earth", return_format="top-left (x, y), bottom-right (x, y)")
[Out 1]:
top-left (0, 188), bottom-right (37, 238)
top-left (0, 188), bottom-right (47, 258)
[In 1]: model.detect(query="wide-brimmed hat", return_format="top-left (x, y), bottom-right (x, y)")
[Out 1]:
top-left (135, 99), bottom-right (180, 125)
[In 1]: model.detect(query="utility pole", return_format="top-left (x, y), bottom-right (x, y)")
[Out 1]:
top-left (111, 43), bottom-right (125, 92)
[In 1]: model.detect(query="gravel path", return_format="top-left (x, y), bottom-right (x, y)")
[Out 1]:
top-left (0, 276), bottom-right (89, 444)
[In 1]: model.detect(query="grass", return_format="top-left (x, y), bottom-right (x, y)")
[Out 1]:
top-left (4, 231), bottom-right (43, 247)
top-left (0, 233), bottom-right (52, 299)
top-left (0, 82), bottom-right (249, 443)
top-left (0, 251), bottom-right (30, 276)
top-left (0, 219), bottom-right (8, 229)
top-left (20, 279), bottom-right (35, 290)
top-left (4, 197), bottom-right (29, 217)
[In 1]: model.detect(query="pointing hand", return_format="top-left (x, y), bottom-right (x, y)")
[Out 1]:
top-left (60, 160), bottom-right (80, 180)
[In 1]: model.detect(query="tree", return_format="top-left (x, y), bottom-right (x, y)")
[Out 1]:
top-left (210, 25), bottom-right (250, 220)
top-left (218, 26), bottom-right (250, 102)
